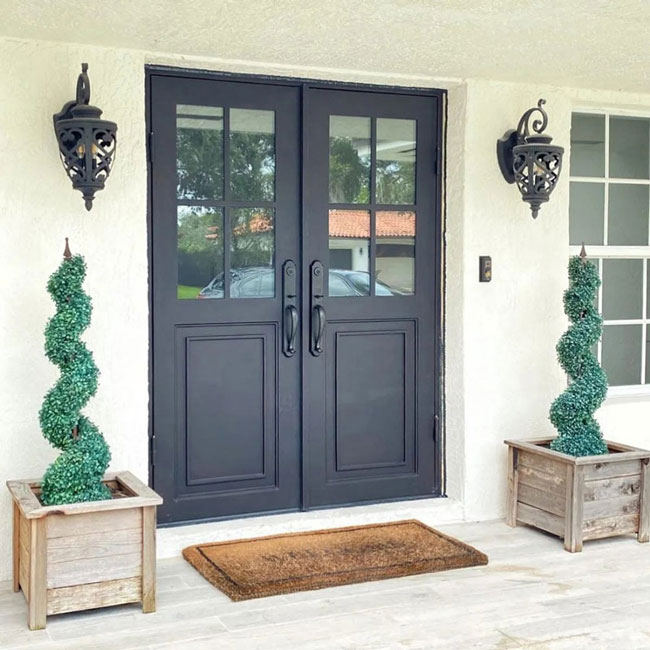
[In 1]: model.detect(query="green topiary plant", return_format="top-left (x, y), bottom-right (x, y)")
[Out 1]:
top-left (39, 239), bottom-right (111, 505)
top-left (549, 247), bottom-right (609, 457)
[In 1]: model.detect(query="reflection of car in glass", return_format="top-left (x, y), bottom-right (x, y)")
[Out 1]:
top-left (197, 267), bottom-right (397, 298)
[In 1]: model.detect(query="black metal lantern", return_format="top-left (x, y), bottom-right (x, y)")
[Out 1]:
top-left (53, 63), bottom-right (117, 211)
top-left (497, 99), bottom-right (563, 219)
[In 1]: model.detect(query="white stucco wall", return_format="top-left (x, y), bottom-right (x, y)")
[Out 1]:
top-left (0, 36), bottom-right (649, 580)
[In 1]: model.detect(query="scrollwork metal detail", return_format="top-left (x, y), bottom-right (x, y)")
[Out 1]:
top-left (53, 63), bottom-right (117, 210)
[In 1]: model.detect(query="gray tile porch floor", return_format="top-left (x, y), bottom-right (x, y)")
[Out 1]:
top-left (1, 520), bottom-right (650, 650)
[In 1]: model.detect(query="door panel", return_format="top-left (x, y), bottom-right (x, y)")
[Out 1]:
top-left (151, 76), bottom-right (301, 523)
top-left (303, 88), bottom-right (440, 507)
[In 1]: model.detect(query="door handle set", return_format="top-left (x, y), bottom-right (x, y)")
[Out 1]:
top-left (282, 261), bottom-right (298, 357)
top-left (310, 261), bottom-right (325, 356)
top-left (282, 259), bottom-right (326, 357)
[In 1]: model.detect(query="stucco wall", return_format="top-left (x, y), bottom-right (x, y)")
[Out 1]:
top-left (1, 36), bottom-right (649, 580)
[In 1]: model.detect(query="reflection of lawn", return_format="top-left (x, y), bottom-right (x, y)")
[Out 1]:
top-left (177, 285), bottom-right (202, 300)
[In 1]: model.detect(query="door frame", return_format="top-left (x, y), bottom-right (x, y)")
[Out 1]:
top-left (145, 65), bottom-right (447, 521)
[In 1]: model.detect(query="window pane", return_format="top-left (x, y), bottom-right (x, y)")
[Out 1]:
top-left (176, 105), bottom-right (224, 200)
top-left (178, 207), bottom-right (224, 299)
top-left (602, 259), bottom-right (643, 319)
top-left (610, 117), bottom-right (650, 179)
top-left (602, 324), bottom-right (642, 386)
top-left (569, 182), bottom-right (604, 245)
top-left (230, 109), bottom-right (275, 201)
top-left (329, 116), bottom-right (371, 203)
top-left (376, 119), bottom-right (416, 204)
top-left (328, 210), bottom-right (370, 296)
top-left (376, 211), bottom-right (415, 295)
top-left (230, 208), bottom-right (275, 298)
top-left (570, 113), bottom-right (605, 178)
top-left (608, 184), bottom-right (649, 246)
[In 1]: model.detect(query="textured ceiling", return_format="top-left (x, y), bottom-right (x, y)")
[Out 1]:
top-left (1, 0), bottom-right (649, 92)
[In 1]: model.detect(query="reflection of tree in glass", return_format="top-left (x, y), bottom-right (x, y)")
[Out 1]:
top-left (231, 209), bottom-right (274, 268)
top-left (376, 160), bottom-right (415, 204)
top-left (177, 128), bottom-right (224, 200)
top-left (329, 138), bottom-right (370, 203)
top-left (230, 133), bottom-right (275, 201)
top-left (177, 209), bottom-right (223, 287)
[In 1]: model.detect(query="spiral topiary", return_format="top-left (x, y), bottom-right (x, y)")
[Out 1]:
top-left (549, 249), bottom-right (609, 457)
top-left (39, 239), bottom-right (111, 505)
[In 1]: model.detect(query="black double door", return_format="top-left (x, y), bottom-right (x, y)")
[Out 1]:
top-left (149, 73), bottom-right (442, 524)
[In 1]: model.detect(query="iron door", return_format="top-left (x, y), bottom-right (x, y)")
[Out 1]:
top-left (150, 76), bottom-right (302, 523)
top-left (302, 88), bottom-right (441, 507)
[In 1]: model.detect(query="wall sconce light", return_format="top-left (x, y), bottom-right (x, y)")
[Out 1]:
top-left (497, 99), bottom-right (564, 219)
top-left (53, 63), bottom-right (117, 211)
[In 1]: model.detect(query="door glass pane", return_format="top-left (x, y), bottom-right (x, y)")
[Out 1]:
top-left (602, 259), bottom-right (643, 320)
top-left (329, 116), bottom-right (371, 203)
top-left (569, 182), bottom-right (604, 245)
top-left (328, 210), bottom-right (370, 296)
top-left (609, 117), bottom-right (650, 179)
top-left (177, 206), bottom-right (224, 299)
top-left (376, 119), bottom-right (416, 204)
top-left (608, 184), bottom-right (649, 245)
top-left (376, 211), bottom-right (415, 295)
top-left (230, 208), bottom-right (275, 298)
top-left (570, 113), bottom-right (605, 178)
top-left (176, 105), bottom-right (224, 200)
top-left (602, 324), bottom-right (642, 386)
top-left (230, 109), bottom-right (275, 201)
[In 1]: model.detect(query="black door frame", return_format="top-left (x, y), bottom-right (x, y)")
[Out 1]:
top-left (145, 65), bottom-right (446, 523)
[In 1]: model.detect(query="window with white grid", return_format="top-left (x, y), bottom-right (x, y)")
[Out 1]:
top-left (569, 111), bottom-right (650, 393)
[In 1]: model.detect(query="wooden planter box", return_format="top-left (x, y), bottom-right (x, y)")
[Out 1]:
top-left (7, 472), bottom-right (162, 630)
top-left (505, 438), bottom-right (650, 552)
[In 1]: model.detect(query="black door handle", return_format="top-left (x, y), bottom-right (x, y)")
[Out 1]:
top-left (310, 261), bottom-right (325, 356)
top-left (312, 304), bottom-right (325, 354)
top-left (285, 304), bottom-right (298, 355)
top-left (282, 260), bottom-right (298, 357)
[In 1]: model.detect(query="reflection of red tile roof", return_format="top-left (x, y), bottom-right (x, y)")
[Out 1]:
top-left (329, 210), bottom-right (415, 238)
top-left (202, 210), bottom-right (415, 241)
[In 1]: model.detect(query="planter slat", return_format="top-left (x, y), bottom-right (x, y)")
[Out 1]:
top-left (518, 464), bottom-right (566, 496)
top-left (47, 577), bottom-right (142, 616)
top-left (505, 438), bottom-right (650, 552)
top-left (518, 483), bottom-right (565, 516)
top-left (47, 528), bottom-right (142, 564)
top-left (47, 551), bottom-right (142, 590)
top-left (583, 494), bottom-right (640, 519)
top-left (583, 459), bottom-right (642, 480)
top-left (583, 514), bottom-right (639, 541)
top-left (516, 502), bottom-right (564, 536)
top-left (583, 476), bottom-right (640, 501)
top-left (47, 508), bottom-right (140, 538)
top-left (7, 472), bottom-right (162, 629)
top-left (518, 451), bottom-right (565, 477)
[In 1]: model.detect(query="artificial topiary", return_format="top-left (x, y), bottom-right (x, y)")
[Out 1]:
top-left (549, 248), bottom-right (608, 457)
top-left (39, 239), bottom-right (111, 505)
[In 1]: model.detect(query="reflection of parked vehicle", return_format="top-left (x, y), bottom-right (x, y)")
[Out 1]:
top-left (197, 267), bottom-right (396, 298)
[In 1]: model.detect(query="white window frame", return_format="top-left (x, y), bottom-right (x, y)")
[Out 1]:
top-left (570, 106), bottom-right (650, 398)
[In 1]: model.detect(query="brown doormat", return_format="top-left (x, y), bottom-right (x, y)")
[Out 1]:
top-left (182, 520), bottom-right (488, 601)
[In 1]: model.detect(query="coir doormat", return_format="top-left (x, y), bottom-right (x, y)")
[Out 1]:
top-left (182, 520), bottom-right (488, 600)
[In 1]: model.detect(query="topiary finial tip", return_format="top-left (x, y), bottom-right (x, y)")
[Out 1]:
top-left (580, 243), bottom-right (587, 264)
top-left (63, 237), bottom-right (72, 260)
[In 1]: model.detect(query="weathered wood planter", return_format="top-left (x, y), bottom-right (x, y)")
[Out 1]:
top-left (7, 472), bottom-right (162, 630)
top-left (505, 438), bottom-right (650, 552)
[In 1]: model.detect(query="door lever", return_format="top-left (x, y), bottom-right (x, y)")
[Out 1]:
top-left (310, 261), bottom-right (326, 356)
top-left (282, 261), bottom-right (298, 357)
